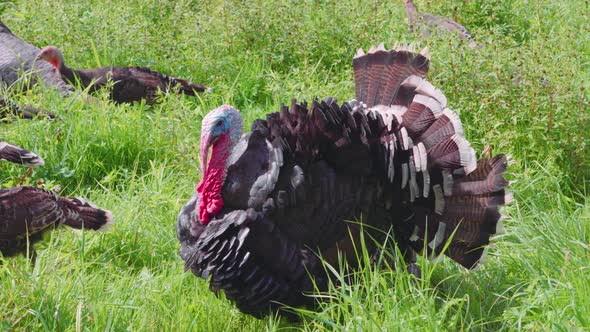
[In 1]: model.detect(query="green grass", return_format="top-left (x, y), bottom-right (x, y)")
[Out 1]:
top-left (1, 0), bottom-right (589, 330)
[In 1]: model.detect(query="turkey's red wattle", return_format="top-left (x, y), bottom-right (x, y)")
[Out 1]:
top-left (196, 134), bottom-right (231, 224)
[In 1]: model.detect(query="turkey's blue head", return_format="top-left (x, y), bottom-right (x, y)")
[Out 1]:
top-left (196, 105), bottom-right (243, 224)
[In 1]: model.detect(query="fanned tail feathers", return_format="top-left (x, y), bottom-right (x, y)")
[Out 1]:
top-left (353, 43), bottom-right (511, 268)
top-left (353, 43), bottom-right (430, 108)
top-left (407, 155), bottom-right (512, 268)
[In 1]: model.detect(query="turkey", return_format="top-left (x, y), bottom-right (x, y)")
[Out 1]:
top-left (0, 146), bottom-right (113, 260)
top-left (0, 187), bottom-right (113, 259)
top-left (177, 43), bottom-right (511, 318)
top-left (36, 46), bottom-right (210, 104)
top-left (0, 141), bottom-right (44, 167)
top-left (403, 0), bottom-right (479, 49)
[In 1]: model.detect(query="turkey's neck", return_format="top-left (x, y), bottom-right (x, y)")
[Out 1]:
top-left (199, 142), bottom-right (231, 192)
top-left (196, 134), bottom-right (232, 224)
top-left (58, 64), bottom-right (79, 85)
top-left (56, 61), bottom-right (96, 89)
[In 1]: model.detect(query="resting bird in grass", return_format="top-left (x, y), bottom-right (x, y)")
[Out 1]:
top-left (0, 146), bottom-right (113, 260)
top-left (0, 188), bottom-right (113, 259)
top-left (403, 0), bottom-right (479, 49)
top-left (177, 43), bottom-right (511, 318)
top-left (36, 46), bottom-right (210, 104)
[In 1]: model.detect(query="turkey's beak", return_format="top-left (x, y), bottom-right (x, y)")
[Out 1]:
top-left (200, 133), bottom-right (213, 177)
top-left (35, 53), bottom-right (59, 73)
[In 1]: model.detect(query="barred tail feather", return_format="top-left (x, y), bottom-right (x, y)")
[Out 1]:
top-left (353, 43), bottom-right (430, 108)
top-left (402, 94), bottom-right (444, 139)
top-left (60, 197), bottom-right (113, 231)
top-left (169, 76), bottom-right (210, 95)
top-left (401, 75), bottom-right (447, 108)
top-left (419, 108), bottom-right (465, 148)
top-left (452, 155), bottom-right (508, 195)
top-left (427, 134), bottom-right (477, 174)
top-left (130, 66), bottom-right (210, 95)
top-left (0, 142), bottom-right (45, 167)
top-left (365, 43), bottom-right (388, 107)
top-left (407, 155), bottom-right (511, 268)
top-left (353, 48), bottom-right (369, 102)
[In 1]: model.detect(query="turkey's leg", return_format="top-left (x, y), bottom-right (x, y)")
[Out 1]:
top-left (405, 247), bottom-right (421, 279)
top-left (16, 166), bottom-right (33, 186)
top-left (393, 227), bottom-right (422, 279)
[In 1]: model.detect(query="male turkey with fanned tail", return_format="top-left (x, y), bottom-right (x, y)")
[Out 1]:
top-left (0, 144), bottom-right (113, 260)
top-left (177, 43), bottom-right (511, 318)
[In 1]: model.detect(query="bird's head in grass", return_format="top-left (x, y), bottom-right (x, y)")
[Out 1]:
top-left (196, 105), bottom-right (243, 224)
top-left (36, 46), bottom-right (66, 73)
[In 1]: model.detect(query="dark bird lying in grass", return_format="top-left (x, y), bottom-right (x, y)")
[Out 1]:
top-left (0, 97), bottom-right (55, 119)
top-left (0, 146), bottom-right (113, 260)
top-left (0, 187), bottom-right (113, 259)
top-left (177, 43), bottom-right (511, 318)
top-left (403, 0), bottom-right (479, 48)
top-left (0, 141), bottom-right (44, 167)
top-left (36, 46), bottom-right (210, 104)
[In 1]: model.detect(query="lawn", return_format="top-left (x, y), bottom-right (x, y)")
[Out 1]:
top-left (1, 0), bottom-right (589, 330)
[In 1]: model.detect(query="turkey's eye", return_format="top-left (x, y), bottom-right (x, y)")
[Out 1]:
top-left (216, 121), bottom-right (223, 127)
